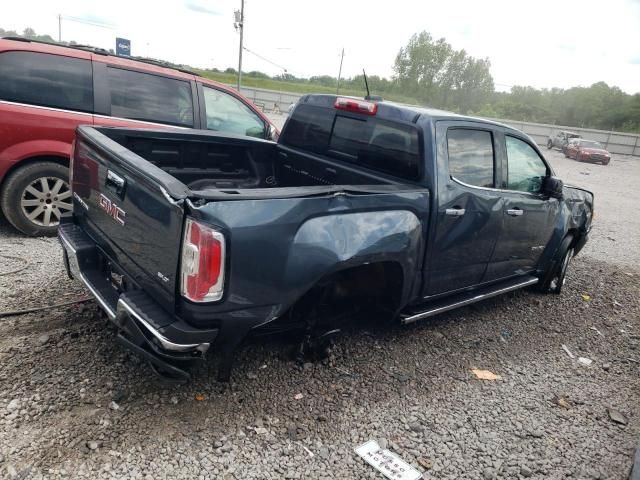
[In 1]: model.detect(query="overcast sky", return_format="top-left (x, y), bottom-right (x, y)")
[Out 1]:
top-left (4, 0), bottom-right (640, 94)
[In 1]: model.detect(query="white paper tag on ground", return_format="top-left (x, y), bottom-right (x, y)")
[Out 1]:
top-left (354, 440), bottom-right (422, 480)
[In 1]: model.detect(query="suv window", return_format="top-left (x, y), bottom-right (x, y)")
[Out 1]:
top-left (107, 67), bottom-right (193, 127)
top-left (281, 104), bottom-right (420, 180)
top-left (0, 51), bottom-right (93, 112)
top-left (506, 136), bottom-right (548, 193)
top-left (447, 128), bottom-right (494, 188)
top-left (202, 87), bottom-right (265, 138)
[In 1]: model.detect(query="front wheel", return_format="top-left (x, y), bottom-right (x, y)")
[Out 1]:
top-left (539, 236), bottom-right (574, 294)
top-left (0, 161), bottom-right (71, 236)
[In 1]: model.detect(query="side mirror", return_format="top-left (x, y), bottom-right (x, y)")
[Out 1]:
top-left (543, 176), bottom-right (563, 199)
top-left (265, 124), bottom-right (279, 141)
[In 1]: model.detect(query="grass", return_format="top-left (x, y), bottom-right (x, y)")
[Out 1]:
top-left (196, 70), bottom-right (420, 105)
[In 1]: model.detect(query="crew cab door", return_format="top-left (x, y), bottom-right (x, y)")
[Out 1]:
top-left (424, 122), bottom-right (503, 296)
top-left (484, 133), bottom-right (558, 280)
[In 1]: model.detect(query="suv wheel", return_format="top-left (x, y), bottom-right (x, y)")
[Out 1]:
top-left (1, 162), bottom-right (71, 236)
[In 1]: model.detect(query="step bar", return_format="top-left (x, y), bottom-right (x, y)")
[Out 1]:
top-left (401, 276), bottom-right (539, 325)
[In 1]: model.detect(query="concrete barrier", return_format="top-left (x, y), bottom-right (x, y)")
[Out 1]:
top-left (233, 85), bottom-right (640, 157)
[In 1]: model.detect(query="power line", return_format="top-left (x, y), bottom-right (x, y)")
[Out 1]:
top-left (243, 46), bottom-right (288, 72)
top-left (61, 15), bottom-right (115, 29)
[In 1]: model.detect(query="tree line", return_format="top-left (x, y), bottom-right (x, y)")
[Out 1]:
top-left (3, 27), bottom-right (639, 133)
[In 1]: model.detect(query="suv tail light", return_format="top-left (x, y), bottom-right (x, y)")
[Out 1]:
top-left (334, 97), bottom-right (378, 115)
top-left (181, 218), bottom-right (225, 302)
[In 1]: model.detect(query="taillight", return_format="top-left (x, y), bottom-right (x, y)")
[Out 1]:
top-left (181, 218), bottom-right (225, 302)
top-left (334, 97), bottom-right (378, 115)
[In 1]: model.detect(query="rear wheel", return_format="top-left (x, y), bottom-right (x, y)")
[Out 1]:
top-left (539, 235), bottom-right (574, 294)
top-left (0, 162), bottom-right (71, 236)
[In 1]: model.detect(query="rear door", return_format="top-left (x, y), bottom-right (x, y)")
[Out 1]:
top-left (72, 126), bottom-right (188, 311)
top-left (424, 121), bottom-right (503, 296)
top-left (484, 133), bottom-right (558, 280)
top-left (91, 60), bottom-right (198, 130)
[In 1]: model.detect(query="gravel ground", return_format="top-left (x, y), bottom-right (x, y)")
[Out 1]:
top-left (0, 141), bottom-right (638, 479)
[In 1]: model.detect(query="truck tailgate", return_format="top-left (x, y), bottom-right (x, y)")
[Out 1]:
top-left (71, 126), bottom-right (189, 311)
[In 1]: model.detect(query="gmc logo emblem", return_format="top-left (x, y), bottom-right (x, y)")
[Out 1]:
top-left (99, 194), bottom-right (126, 226)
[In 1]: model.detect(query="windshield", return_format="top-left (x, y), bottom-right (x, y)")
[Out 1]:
top-left (580, 140), bottom-right (604, 148)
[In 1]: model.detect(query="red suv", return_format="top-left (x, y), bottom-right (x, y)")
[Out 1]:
top-left (0, 37), bottom-right (277, 236)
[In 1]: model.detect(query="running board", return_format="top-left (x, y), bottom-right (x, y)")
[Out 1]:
top-left (401, 276), bottom-right (539, 324)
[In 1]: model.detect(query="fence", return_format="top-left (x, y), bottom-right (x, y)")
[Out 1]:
top-left (234, 85), bottom-right (640, 157)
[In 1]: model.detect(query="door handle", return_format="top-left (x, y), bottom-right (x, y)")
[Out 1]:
top-left (445, 207), bottom-right (466, 217)
top-left (106, 170), bottom-right (126, 197)
top-left (506, 208), bottom-right (524, 216)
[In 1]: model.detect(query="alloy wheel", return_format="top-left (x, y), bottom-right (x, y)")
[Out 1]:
top-left (20, 177), bottom-right (72, 227)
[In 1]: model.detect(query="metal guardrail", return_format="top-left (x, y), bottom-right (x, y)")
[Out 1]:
top-left (234, 85), bottom-right (640, 157)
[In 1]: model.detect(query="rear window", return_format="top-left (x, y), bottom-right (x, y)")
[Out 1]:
top-left (0, 51), bottom-right (93, 112)
top-left (107, 67), bottom-right (194, 127)
top-left (281, 104), bottom-right (420, 180)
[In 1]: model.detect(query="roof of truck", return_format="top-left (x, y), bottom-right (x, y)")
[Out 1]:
top-left (301, 94), bottom-right (517, 132)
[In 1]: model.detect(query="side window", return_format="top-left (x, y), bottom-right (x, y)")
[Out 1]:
top-left (0, 51), bottom-right (93, 112)
top-left (107, 68), bottom-right (193, 127)
top-left (202, 87), bottom-right (265, 138)
top-left (505, 136), bottom-right (548, 193)
top-left (447, 128), bottom-right (494, 188)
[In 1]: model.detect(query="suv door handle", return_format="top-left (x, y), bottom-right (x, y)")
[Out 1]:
top-left (445, 207), bottom-right (466, 217)
top-left (506, 208), bottom-right (524, 216)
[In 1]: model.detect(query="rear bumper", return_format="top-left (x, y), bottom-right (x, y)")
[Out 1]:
top-left (59, 219), bottom-right (221, 377)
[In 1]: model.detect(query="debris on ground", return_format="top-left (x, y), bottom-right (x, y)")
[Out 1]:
top-left (577, 357), bottom-right (593, 366)
top-left (553, 395), bottom-right (572, 409)
top-left (607, 408), bottom-right (629, 425)
top-left (194, 393), bottom-right (205, 401)
top-left (294, 393), bottom-right (304, 400)
top-left (589, 326), bottom-right (603, 336)
top-left (471, 369), bottom-right (501, 380)
top-left (355, 440), bottom-right (422, 480)
top-left (581, 294), bottom-right (592, 301)
top-left (562, 344), bottom-right (575, 359)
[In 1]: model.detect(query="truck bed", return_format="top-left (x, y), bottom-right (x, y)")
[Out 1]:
top-left (99, 127), bottom-right (403, 195)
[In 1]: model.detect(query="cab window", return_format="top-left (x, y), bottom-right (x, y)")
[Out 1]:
top-left (505, 136), bottom-right (548, 193)
top-left (202, 87), bottom-right (266, 138)
top-left (447, 128), bottom-right (495, 188)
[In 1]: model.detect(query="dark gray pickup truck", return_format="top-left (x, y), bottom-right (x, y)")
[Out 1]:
top-left (59, 94), bottom-right (594, 382)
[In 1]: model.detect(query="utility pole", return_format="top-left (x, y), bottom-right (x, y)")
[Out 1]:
top-left (58, 14), bottom-right (62, 42)
top-left (336, 48), bottom-right (344, 94)
top-left (234, 0), bottom-right (245, 91)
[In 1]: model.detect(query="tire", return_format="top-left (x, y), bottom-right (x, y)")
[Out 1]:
top-left (539, 235), bottom-right (574, 294)
top-left (0, 161), bottom-right (71, 236)
top-left (547, 140), bottom-right (553, 149)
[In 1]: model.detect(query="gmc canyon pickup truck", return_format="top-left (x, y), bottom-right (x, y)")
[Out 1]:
top-left (59, 94), bottom-right (594, 382)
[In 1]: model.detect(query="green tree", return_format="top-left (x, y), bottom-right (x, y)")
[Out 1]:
top-left (393, 31), bottom-right (494, 112)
